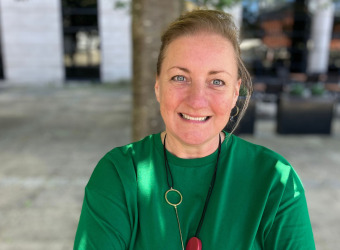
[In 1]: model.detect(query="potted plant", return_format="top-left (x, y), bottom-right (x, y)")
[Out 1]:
top-left (276, 82), bottom-right (336, 134)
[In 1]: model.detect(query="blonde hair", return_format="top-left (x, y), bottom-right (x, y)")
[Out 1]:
top-left (156, 9), bottom-right (253, 134)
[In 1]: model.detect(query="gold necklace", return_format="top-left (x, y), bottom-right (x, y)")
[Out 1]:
top-left (163, 133), bottom-right (222, 250)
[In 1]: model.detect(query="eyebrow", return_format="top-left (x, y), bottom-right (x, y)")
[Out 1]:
top-left (168, 66), bottom-right (232, 77)
top-left (168, 66), bottom-right (190, 73)
top-left (209, 70), bottom-right (232, 77)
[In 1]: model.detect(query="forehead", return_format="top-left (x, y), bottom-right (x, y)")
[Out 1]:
top-left (162, 32), bottom-right (238, 73)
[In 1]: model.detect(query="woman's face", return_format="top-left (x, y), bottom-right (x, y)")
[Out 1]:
top-left (155, 32), bottom-right (241, 151)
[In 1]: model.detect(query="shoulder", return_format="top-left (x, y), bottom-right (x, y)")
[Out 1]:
top-left (107, 133), bottom-right (157, 160)
top-left (87, 133), bottom-right (159, 192)
top-left (229, 135), bottom-right (307, 220)
top-left (229, 134), bottom-right (303, 191)
top-left (99, 133), bottom-right (158, 169)
top-left (230, 134), bottom-right (290, 166)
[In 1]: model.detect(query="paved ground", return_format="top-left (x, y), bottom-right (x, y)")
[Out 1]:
top-left (0, 83), bottom-right (339, 249)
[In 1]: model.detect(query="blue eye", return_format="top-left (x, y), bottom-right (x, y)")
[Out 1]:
top-left (172, 75), bottom-right (186, 82)
top-left (212, 79), bottom-right (224, 86)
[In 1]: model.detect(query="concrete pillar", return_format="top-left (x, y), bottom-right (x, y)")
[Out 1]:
top-left (98, 0), bottom-right (132, 82)
top-left (224, 1), bottom-right (243, 30)
top-left (307, 0), bottom-right (335, 74)
top-left (0, 0), bottom-right (64, 84)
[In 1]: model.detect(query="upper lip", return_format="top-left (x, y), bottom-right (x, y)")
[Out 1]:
top-left (180, 113), bottom-right (211, 121)
top-left (180, 113), bottom-right (209, 118)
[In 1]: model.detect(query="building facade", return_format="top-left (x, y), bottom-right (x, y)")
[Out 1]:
top-left (0, 0), bottom-right (131, 84)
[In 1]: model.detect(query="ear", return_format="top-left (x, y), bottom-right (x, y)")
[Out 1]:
top-left (155, 76), bottom-right (160, 103)
top-left (233, 79), bottom-right (242, 107)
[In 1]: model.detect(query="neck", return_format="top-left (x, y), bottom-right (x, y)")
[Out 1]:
top-left (161, 132), bottom-right (225, 159)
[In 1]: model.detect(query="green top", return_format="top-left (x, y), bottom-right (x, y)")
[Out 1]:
top-left (74, 132), bottom-right (315, 249)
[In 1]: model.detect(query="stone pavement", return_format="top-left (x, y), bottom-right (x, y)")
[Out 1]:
top-left (0, 83), bottom-right (339, 250)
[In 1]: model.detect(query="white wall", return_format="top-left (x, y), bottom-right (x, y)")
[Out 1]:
top-left (99, 0), bottom-right (132, 82)
top-left (0, 0), bottom-right (64, 84)
top-left (307, 0), bottom-right (335, 74)
top-left (0, 0), bottom-right (132, 85)
top-left (224, 2), bottom-right (243, 30)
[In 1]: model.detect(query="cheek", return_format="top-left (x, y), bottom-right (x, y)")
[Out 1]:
top-left (159, 89), bottom-right (180, 113)
top-left (213, 94), bottom-right (236, 116)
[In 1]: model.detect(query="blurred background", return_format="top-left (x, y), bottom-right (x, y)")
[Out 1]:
top-left (0, 0), bottom-right (339, 249)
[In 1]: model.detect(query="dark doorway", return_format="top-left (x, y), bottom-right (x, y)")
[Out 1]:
top-left (289, 0), bottom-right (310, 73)
top-left (0, 40), bottom-right (3, 80)
top-left (0, 9), bottom-right (4, 80)
top-left (62, 0), bottom-right (100, 81)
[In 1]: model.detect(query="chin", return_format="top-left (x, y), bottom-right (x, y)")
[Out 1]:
top-left (178, 131), bottom-right (215, 146)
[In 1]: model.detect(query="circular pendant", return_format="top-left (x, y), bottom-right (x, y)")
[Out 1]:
top-left (165, 188), bottom-right (183, 206)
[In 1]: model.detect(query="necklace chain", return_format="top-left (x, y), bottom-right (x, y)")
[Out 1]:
top-left (163, 133), bottom-right (222, 247)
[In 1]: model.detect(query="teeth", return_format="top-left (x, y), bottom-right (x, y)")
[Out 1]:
top-left (181, 113), bottom-right (208, 121)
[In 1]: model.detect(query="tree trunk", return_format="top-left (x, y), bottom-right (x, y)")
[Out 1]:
top-left (307, 0), bottom-right (335, 75)
top-left (132, 0), bottom-right (184, 141)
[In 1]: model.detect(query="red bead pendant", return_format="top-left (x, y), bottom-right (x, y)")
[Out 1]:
top-left (186, 237), bottom-right (202, 250)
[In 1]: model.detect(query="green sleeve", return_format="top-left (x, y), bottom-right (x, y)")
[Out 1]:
top-left (73, 152), bottom-right (136, 250)
top-left (264, 166), bottom-right (315, 250)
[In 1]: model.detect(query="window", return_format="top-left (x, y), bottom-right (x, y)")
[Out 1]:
top-left (62, 0), bottom-right (100, 80)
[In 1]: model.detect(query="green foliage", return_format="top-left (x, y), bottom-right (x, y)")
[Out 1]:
top-left (239, 84), bottom-right (248, 96)
top-left (289, 83), bottom-right (305, 96)
top-left (115, 0), bottom-right (243, 11)
top-left (215, 0), bottom-right (241, 9)
top-left (114, 0), bottom-right (130, 9)
top-left (188, 0), bottom-right (241, 9)
top-left (311, 83), bottom-right (326, 96)
top-left (288, 82), bottom-right (327, 97)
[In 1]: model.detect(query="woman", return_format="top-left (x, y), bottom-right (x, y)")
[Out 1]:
top-left (74, 10), bottom-right (315, 249)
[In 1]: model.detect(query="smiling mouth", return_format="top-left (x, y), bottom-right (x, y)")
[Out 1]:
top-left (180, 113), bottom-right (210, 122)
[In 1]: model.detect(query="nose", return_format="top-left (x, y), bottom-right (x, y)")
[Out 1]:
top-left (186, 82), bottom-right (208, 109)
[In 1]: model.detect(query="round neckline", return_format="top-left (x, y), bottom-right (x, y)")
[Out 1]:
top-left (155, 131), bottom-right (231, 168)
